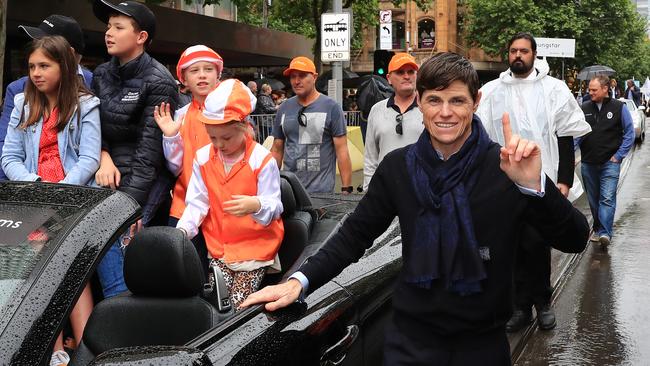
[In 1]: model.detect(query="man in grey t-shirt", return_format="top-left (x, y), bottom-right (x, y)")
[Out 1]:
top-left (271, 56), bottom-right (352, 194)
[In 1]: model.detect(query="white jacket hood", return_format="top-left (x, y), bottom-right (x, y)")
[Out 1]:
top-left (476, 57), bottom-right (591, 202)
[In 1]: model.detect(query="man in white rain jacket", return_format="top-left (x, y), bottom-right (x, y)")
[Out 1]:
top-left (476, 32), bottom-right (591, 333)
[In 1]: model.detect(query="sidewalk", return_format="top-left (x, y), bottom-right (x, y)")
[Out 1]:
top-left (508, 153), bottom-right (634, 360)
top-left (507, 194), bottom-right (591, 358)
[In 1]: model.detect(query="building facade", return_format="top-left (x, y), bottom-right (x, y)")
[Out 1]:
top-left (633, 0), bottom-right (650, 37)
top-left (349, 0), bottom-right (505, 79)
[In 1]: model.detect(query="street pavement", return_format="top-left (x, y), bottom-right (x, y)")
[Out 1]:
top-left (514, 140), bottom-right (650, 365)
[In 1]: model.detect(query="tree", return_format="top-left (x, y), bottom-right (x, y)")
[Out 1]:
top-left (167, 0), bottom-right (426, 72)
top-left (463, 0), bottom-right (650, 82)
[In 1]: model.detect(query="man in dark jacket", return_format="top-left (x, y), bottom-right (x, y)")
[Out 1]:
top-left (242, 52), bottom-right (589, 364)
top-left (91, 0), bottom-right (179, 298)
top-left (625, 79), bottom-right (641, 106)
top-left (253, 83), bottom-right (277, 114)
top-left (0, 14), bottom-right (92, 180)
top-left (579, 75), bottom-right (635, 249)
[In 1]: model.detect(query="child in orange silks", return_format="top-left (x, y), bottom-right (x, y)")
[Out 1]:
top-left (169, 79), bottom-right (284, 309)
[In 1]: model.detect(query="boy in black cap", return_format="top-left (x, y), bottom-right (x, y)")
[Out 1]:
top-left (0, 14), bottom-right (92, 181)
top-left (91, 0), bottom-right (179, 298)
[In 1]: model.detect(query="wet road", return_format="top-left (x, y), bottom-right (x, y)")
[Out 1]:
top-left (516, 140), bottom-right (650, 365)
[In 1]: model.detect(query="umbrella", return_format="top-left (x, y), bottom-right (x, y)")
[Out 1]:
top-left (576, 65), bottom-right (616, 80)
top-left (355, 75), bottom-right (393, 120)
top-left (254, 78), bottom-right (285, 91)
top-left (316, 69), bottom-right (360, 93)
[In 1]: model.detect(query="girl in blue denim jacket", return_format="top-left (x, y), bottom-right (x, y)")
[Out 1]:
top-left (1, 39), bottom-right (101, 185)
top-left (0, 35), bottom-right (100, 366)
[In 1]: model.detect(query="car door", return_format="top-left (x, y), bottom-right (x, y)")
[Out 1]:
top-left (0, 183), bottom-right (140, 365)
top-left (193, 279), bottom-right (358, 366)
top-left (329, 218), bottom-right (402, 366)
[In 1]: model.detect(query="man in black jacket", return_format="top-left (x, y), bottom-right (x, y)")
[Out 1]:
top-left (579, 75), bottom-right (635, 249)
top-left (91, 0), bottom-right (179, 297)
top-left (242, 53), bottom-right (588, 365)
top-left (625, 79), bottom-right (641, 107)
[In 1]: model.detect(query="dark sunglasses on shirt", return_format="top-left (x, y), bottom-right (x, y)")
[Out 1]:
top-left (298, 105), bottom-right (308, 127)
top-left (395, 113), bottom-right (404, 135)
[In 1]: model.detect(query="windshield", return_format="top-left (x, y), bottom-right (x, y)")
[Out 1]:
top-left (0, 203), bottom-right (82, 312)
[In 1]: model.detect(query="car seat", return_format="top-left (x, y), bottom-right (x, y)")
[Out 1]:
top-left (70, 226), bottom-right (223, 365)
top-left (262, 172), bottom-right (315, 285)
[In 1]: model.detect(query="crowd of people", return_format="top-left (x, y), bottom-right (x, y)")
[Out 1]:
top-left (0, 1), bottom-right (631, 363)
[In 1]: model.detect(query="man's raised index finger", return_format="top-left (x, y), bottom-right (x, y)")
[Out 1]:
top-left (501, 112), bottom-right (512, 144)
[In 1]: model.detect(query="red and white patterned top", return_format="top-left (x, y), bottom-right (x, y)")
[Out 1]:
top-left (37, 108), bottom-right (65, 183)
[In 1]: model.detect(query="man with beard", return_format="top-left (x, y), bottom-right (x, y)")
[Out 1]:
top-left (363, 53), bottom-right (423, 191)
top-left (476, 32), bottom-right (591, 332)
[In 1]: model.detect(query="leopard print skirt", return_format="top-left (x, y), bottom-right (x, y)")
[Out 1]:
top-left (211, 259), bottom-right (266, 310)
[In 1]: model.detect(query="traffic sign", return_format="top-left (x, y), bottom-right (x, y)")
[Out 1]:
top-left (321, 13), bottom-right (350, 62)
top-left (379, 10), bottom-right (392, 50)
top-left (535, 37), bottom-right (575, 58)
top-left (379, 10), bottom-right (391, 23)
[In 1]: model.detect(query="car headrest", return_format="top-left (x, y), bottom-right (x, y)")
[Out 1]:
top-left (124, 226), bottom-right (204, 297)
top-left (280, 178), bottom-right (296, 217)
top-left (279, 171), bottom-right (313, 211)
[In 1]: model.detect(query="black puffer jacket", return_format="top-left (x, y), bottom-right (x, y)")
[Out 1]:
top-left (92, 52), bottom-right (179, 206)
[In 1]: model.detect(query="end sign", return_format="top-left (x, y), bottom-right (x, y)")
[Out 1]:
top-left (321, 13), bottom-right (350, 62)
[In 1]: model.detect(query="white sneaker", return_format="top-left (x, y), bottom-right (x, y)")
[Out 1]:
top-left (50, 350), bottom-right (70, 366)
top-left (599, 235), bottom-right (611, 249)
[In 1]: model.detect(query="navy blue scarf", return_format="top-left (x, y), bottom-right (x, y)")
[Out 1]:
top-left (404, 116), bottom-right (491, 295)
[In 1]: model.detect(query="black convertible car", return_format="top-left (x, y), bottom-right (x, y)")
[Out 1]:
top-left (0, 172), bottom-right (402, 365)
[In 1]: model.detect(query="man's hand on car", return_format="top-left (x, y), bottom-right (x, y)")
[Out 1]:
top-left (239, 278), bottom-right (303, 311)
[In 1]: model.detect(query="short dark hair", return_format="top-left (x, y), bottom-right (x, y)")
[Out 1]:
top-left (416, 52), bottom-right (480, 102)
top-left (507, 32), bottom-right (537, 53)
top-left (592, 75), bottom-right (610, 88)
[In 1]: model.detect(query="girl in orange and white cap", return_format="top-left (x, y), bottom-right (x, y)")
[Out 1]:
top-left (175, 79), bottom-right (284, 309)
top-left (154, 45), bottom-right (223, 274)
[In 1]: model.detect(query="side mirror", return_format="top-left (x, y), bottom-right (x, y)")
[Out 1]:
top-left (91, 346), bottom-right (213, 366)
top-left (638, 106), bottom-right (646, 111)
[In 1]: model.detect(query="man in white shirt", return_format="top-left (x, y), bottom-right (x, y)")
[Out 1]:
top-left (363, 53), bottom-right (423, 190)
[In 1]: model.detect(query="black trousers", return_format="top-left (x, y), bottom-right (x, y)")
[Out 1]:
top-left (383, 315), bottom-right (511, 366)
top-left (513, 224), bottom-right (552, 310)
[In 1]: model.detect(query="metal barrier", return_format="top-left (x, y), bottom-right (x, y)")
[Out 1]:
top-left (345, 111), bottom-right (362, 127)
top-left (249, 111), bottom-right (363, 144)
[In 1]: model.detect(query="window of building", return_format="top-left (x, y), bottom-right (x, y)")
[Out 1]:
top-left (392, 21), bottom-right (406, 49)
top-left (418, 18), bottom-right (435, 49)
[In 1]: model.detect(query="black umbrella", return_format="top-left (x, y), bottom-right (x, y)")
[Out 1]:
top-left (577, 65), bottom-right (616, 80)
top-left (355, 75), bottom-right (393, 120)
top-left (254, 78), bottom-right (285, 91)
top-left (316, 69), bottom-right (360, 93)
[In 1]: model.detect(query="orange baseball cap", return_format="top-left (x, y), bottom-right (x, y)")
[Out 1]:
top-left (388, 53), bottom-right (419, 73)
top-left (283, 56), bottom-right (317, 76)
top-left (198, 79), bottom-right (257, 125)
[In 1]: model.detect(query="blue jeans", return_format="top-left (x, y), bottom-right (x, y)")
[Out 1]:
top-left (581, 161), bottom-right (621, 238)
top-left (96, 241), bottom-right (128, 298)
top-left (96, 174), bottom-right (173, 298)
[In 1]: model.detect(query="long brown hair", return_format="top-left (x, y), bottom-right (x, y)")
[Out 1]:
top-left (22, 35), bottom-right (91, 131)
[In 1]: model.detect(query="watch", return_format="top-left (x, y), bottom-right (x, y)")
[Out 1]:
top-left (341, 186), bottom-right (353, 193)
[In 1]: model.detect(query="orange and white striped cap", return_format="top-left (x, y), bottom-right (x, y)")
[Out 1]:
top-left (198, 79), bottom-right (257, 125)
top-left (176, 45), bottom-right (223, 84)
